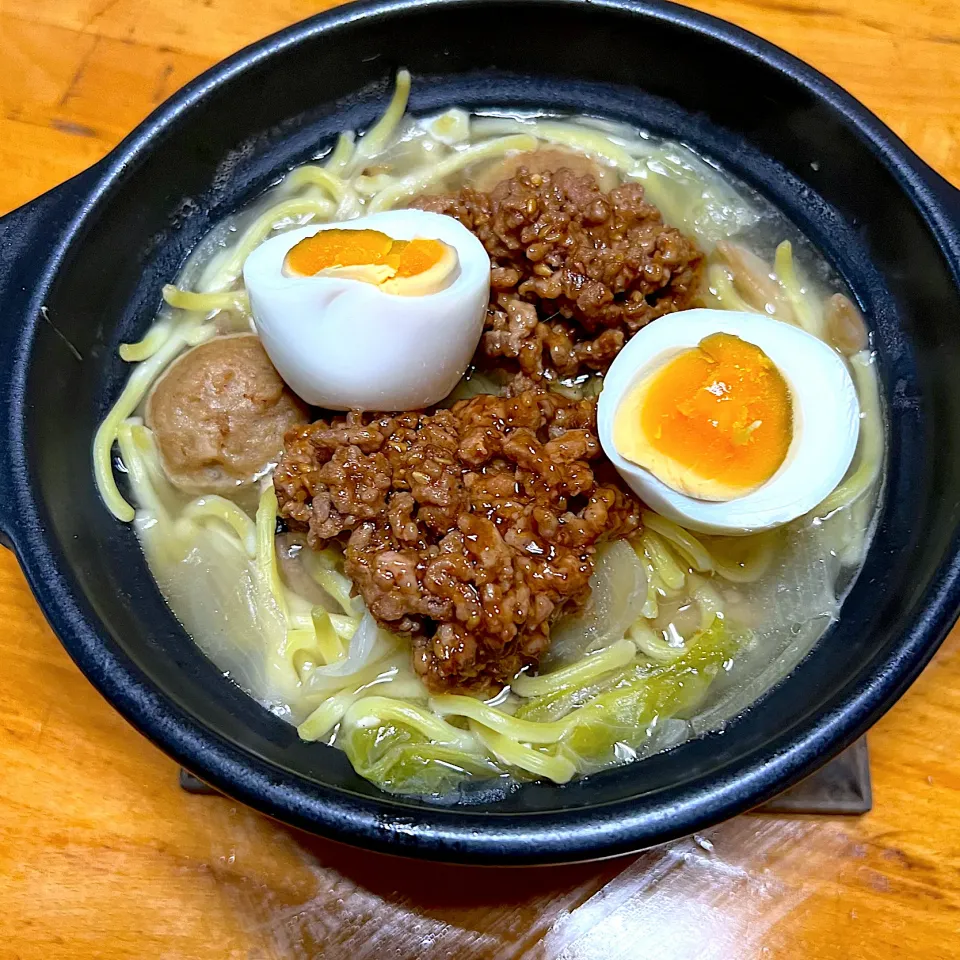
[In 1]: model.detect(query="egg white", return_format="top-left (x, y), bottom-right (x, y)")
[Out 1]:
top-left (597, 309), bottom-right (861, 535)
top-left (243, 209), bottom-right (490, 410)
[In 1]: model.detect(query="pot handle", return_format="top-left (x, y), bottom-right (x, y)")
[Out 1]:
top-left (0, 166), bottom-right (103, 549)
top-left (0, 166), bottom-right (102, 303)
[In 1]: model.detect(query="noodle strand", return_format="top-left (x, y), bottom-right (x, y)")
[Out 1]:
top-left (774, 241), bottom-right (824, 339)
top-left (367, 134), bottom-right (538, 212)
top-left (324, 132), bottom-right (356, 174)
top-left (817, 352), bottom-right (883, 513)
top-left (470, 722), bottom-right (576, 783)
top-left (203, 197), bottom-right (337, 291)
top-left (182, 496), bottom-right (257, 557)
top-left (94, 324), bottom-right (204, 521)
top-left (343, 69), bottom-right (412, 177)
top-left (119, 317), bottom-right (175, 362)
top-left (511, 638), bottom-right (636, 698)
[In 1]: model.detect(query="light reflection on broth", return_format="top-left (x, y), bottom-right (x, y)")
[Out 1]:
top-left (93, 72), bottom-right (883, 800)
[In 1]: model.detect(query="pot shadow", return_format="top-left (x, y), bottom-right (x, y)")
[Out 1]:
top-left (248, 821), bottom-right (661, 958)
top-left (286, 819), bottom-right (636, 903)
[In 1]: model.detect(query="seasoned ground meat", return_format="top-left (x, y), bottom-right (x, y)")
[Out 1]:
top-left (471, 147), bottom-right (616, 193)
top-left (146, 334), bottom-right (309, 493)
top-left (412, 168), bottom-right (702, 379)
top-left (274, 390), bottom-right (641, 691)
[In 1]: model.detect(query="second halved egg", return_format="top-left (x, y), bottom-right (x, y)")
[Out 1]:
top-left (598, 309), bottom-right (861, 534)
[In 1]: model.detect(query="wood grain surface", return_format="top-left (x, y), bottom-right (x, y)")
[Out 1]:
top-left (1, 1), bottom-right (959, 957)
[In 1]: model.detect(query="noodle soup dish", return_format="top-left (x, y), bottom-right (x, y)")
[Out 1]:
top-left (93, 71), bottom-right (883, 800)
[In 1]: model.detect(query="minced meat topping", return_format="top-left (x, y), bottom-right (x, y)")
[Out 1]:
top-left (274, 390), bottom-right (641, 691)
top-left (412, 167), bottom-right (703, 379)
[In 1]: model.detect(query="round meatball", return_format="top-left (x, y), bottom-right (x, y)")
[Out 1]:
top-left (146, 333), bottom-right (309, 493)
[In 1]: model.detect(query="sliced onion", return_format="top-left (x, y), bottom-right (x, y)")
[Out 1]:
top-left (303, 612), bottom-right (396, 693)
top-left (545, 540), bottom-right (648, 667)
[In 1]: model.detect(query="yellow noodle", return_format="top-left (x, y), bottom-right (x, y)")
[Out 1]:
top-left (690, 574), bottom-right (724, 629)
top-left (470, 722), bottom-right (576, 784)
top-left (205, 197), bottom-right (336, 291)
top-left (344, 69), bottom-right (412, 176)
top-left (254, 488), bottom-right (322, 694)
top-left (301, 545), bottom-right (360, 615)
top-left (429, 695), bottom-right (573, 744)
top-left (510, 638), bottom-right (636, 698)
top-left (642, 512), bottom-right (775, 585)
top-left (94, 325), bottom-right (200, 521)
top-left (298, 664), bottom-right (427, 740)
top-left (329, 612), bottom-right (361, 640)
top-left (120, 423), bottom-right (205, 569)
top-left (627, 619), bottom-right (686, 663)
top-left (300, 542), bottom-right (345, 573)
top-left (642, 512), bottom-right (714, 574)
top-left (774, 241), bottom-right (824, 338)
top-left (353, 173), bottom-right (399, 197)
top-left (183, 322), bottom-right (220, 346)
top-left (635, 174), bottom-right (692, 238)
top-left (298, 690), bottom-right (357, 741)
top-left (361, 672), bottom-right (429, 701)
top-left (284, 590), bottom-right (316, 632)
top-left (471, 116), bottom-right (634, 170)
top-left (162, 284), bottom-right (249, 315)
top-left (286, 170), bottom-right (361, 219)
top-left (182, 496), bottom-right (257, 557)
top-left (284, 626), bottom-right (327, 680)
top-left (300, 655), bottom-right (404, 704)
top-left (706, 531), bottom-right (778, 583)
top-left (255, 486), bottom-right (288, 621)
top-left (119, 317), bottom-right (175, 362)
top-left (284, 166), bottom-right (349, 201)
top-left (344, 696), bottom-right (478, 751)
top-left (636, 547), bottom-right (660, 619)
top-left (324, 131), bottom-right (356, 175)
top-left (116, 421), bottom-right (165, 520)
top-left (639, 531), bottom-right (687, 590)
top-left (640, 564), bottom-right (666, 620)
top-left (367, 134), bottom-right (538, 212)
top-left (309, 567), bottom-right (361, 618)
top-left (707, 264), bottom-right (763, 315)
top-left (311, 607), bottom-right (346, 665)
top-left (817, 352), bottom-right (883, 514)
top-left (127, 423), bottom-right (182, 517)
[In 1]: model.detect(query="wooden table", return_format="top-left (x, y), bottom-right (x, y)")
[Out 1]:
top-left (2, 1), bottom-right (959, 956)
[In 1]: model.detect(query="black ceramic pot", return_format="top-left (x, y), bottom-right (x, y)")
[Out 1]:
top-left (2, 0), bottom-right (959, 865)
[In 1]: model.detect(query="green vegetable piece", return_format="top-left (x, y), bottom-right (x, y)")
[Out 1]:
top-left (339, 717), bottom-right (502, 795)
top-left (517, 618), bottom-right (744, 769)
top-left (563, 618), bottom-right (743, 766)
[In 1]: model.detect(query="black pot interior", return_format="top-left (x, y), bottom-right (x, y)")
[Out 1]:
top-left (15, 0), bottom-right (960, 835)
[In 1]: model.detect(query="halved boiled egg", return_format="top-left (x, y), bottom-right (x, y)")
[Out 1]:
top-left (597, 309), bottom-right (861, 534)
top-left (243, 210), bottom-right (490, 410)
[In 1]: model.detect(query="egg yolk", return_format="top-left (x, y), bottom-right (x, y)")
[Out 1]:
top-left (285, 229), bottom-right (452, 292)
top-left (615, 332), bottom-right (793, 501)
top-left (286, 229), bottom-right (394, 274)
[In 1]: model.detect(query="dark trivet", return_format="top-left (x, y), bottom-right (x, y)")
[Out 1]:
top-left (757, 737), bottom-right (871, 815)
